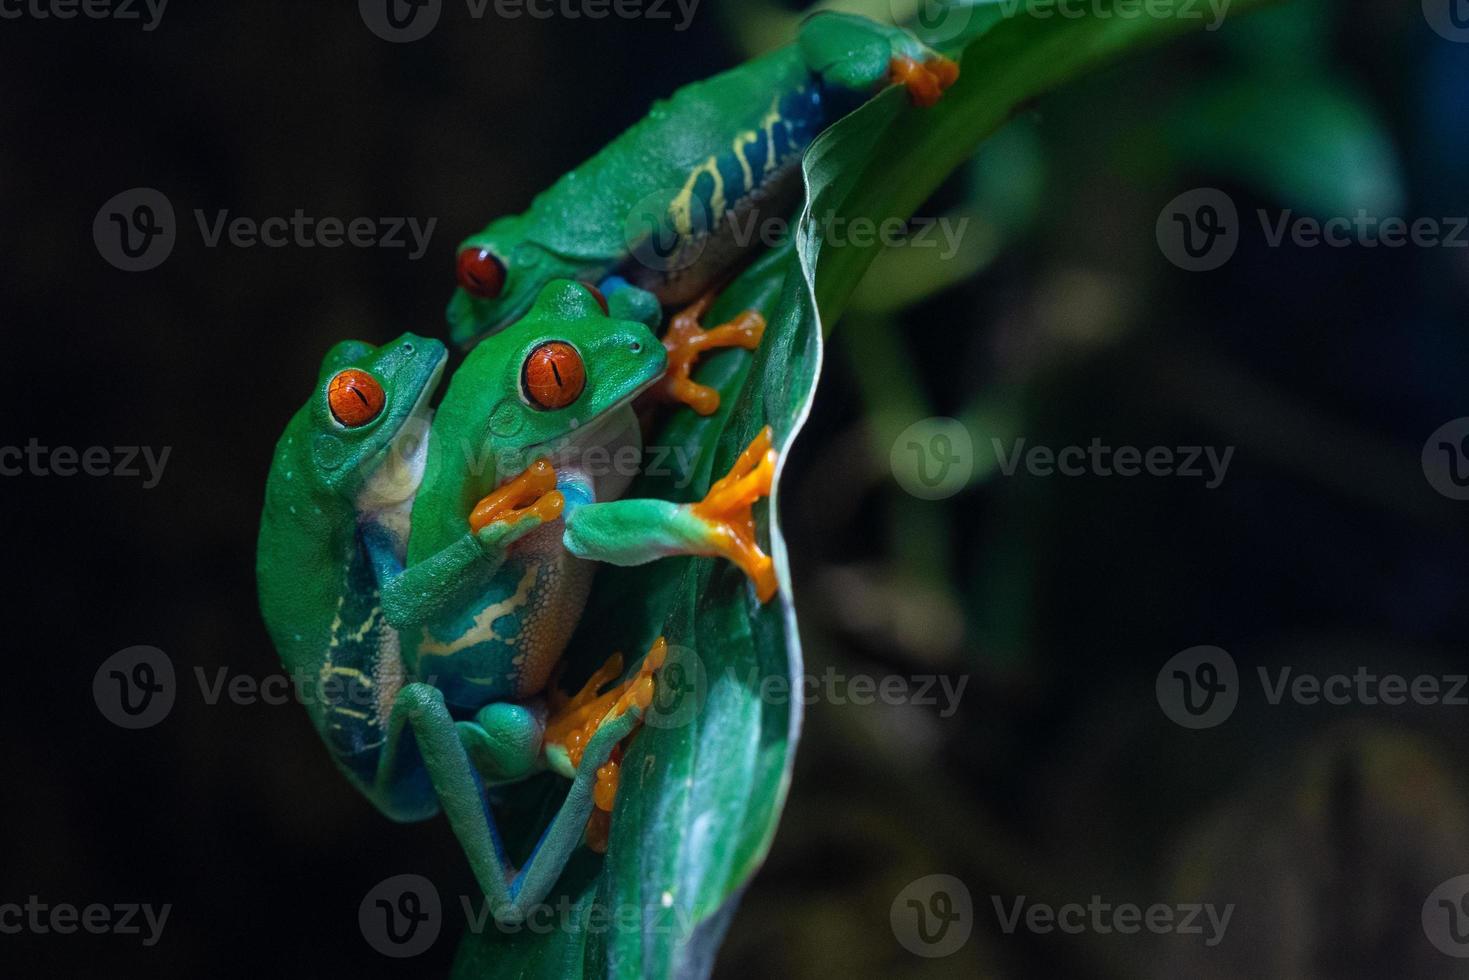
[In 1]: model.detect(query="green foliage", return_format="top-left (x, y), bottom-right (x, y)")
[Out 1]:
top-left (455, 1), bottom-right (1280, 975)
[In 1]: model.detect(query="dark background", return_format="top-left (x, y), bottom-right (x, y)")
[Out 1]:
top-left (3, 0), bottom-right (1469, 976)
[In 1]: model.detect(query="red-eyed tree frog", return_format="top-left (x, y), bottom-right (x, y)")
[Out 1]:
top-left (448, 11), bottom-right (957, 410)
top-left (258, 283), bottom-right (778, 925)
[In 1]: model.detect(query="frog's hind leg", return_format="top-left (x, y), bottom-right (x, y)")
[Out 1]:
top-left (654, 291), bottom-right (765, 416)
top-left (544, 638), bottom-right (668, 852)
top-left (381, 681), bottom-right (644, 925)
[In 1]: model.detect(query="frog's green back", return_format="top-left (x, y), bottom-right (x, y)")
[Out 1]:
top-left (521, 46), bottom-right (812, 260)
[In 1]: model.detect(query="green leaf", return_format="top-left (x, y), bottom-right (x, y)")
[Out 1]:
top-left (1161, 74), bottom-right (1404, 217)
top-left (454, 2), bottom-right (1277, 976)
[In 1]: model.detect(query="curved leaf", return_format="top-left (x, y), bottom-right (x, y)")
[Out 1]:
top-left (454, 1), bottom-right (1276, 976)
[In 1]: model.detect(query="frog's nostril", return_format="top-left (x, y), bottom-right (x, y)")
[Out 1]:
top-left (402, 343), bottom-right (415, 354)
top-left (630, 341), bottom-right (642, 353)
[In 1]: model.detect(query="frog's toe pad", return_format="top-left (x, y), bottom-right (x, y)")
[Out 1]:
top-left (469, 458), bottom-right (564, 533)
top-left (691, 427), bottom-right (779, 602)
top-left (889, 55), bottom-right (959, 108)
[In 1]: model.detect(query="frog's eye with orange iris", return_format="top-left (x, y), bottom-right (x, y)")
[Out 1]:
top-left (522, 342), bottom-right (585, 410)
top-left (457, 247), bottom-right (506, 299)
top-left (327, 369), bottom-right (385, 427)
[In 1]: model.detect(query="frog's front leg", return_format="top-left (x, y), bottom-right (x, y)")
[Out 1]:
top-left (382, 681), bottom-right (645, 924)
top-left (562, 427), bottom-right (779, 601)
top-left (370, 459), bottom-right (563, 631)
top-left (799, 11), bottom-right (960, 108)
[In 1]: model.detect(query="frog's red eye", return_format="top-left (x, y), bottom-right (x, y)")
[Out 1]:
top-left (522, 342), bottom-right (585, 410)
top-left (583, 283), bottom-right (609, 315)
top-left (457, 247), bottom-right (506, 299)
top-left (327, 369), bottom-right (385, 427)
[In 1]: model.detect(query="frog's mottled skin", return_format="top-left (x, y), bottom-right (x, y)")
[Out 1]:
top-left (448, 11), bottom-right (944, 346)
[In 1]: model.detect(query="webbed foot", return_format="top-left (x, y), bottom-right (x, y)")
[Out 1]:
top-left (544, 638), bottom-right (669, 853)
top-left (889, 54), bottom-right (960, 108)
top-left (468, 457), bottom-right (564, 535)
top-left (690, 427), bottom-right (778, 602)
top-left (655, 291), bottom-right (765, 416)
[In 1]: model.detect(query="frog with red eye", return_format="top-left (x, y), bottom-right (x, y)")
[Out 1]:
top-left (448, 12), bottom-right (958, 415)
top-left (334, 279), bottom-right (779, 924)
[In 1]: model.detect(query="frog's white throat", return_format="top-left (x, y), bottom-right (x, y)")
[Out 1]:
top-left (537, 402), bottom-right (644, 504)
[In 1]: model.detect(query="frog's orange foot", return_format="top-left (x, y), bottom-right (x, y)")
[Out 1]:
top-left (889, 55), bottom-right (959, 109)
top-left (544, 638), bottom-right (667, 771)
top-left (468, 457), bottom-right (564, 533)
top-left (692, 427), bottom-right (779, 602)
top-left (542, 638), bottom-right (668, 854)
top-left (655, 291), bottom-right (766, 417)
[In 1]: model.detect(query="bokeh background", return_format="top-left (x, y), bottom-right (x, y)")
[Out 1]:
top-left (2, 0), bottom-right (1468, 976)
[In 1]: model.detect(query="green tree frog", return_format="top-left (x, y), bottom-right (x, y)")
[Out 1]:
top-left (448, 12), bottom-right (957, 408)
